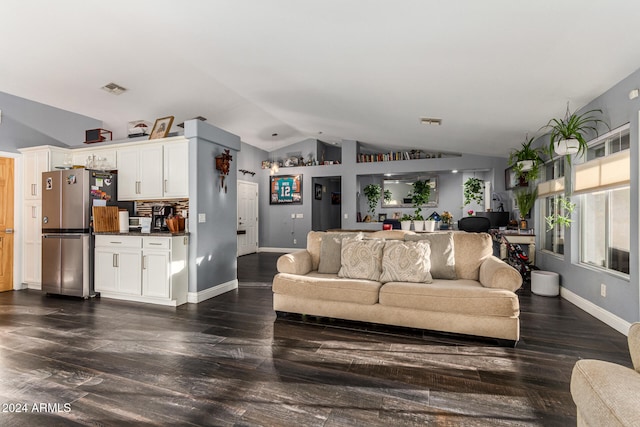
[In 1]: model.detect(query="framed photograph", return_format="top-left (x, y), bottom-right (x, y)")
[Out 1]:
top-left (149, 116), bottom-right (175, 140)
top-left (314, 183), bottom-right (322, 200)
top-left (270, 174), bottom-right (303, 205)
top-left (331, 192), bottom-right (341, 205)
top-left (378, 213), bottom-right (387, 222)
top-left (505, 166), bottom-right (528, 190)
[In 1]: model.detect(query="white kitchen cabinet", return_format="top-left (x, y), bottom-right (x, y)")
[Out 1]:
top-left (116, 145), bottom-right (164, 200)
top-left (18, 146), bottom-right (69, 288)
top-left (71, 147), bottom-right (117, 170)
top-left (22, 201), bottom-right (41, 286)
top-left (94, 236), bottom-right (142, 296)
top-left (95, 234), bottom-right (188, 306)
top-left (162, 140), bottom-right (189, 198)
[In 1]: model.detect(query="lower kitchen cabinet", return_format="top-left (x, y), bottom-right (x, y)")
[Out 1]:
top-left (94, 234), bottom-right (188, 306)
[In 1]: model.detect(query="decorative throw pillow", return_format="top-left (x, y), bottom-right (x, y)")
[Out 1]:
top-left (380, 240), bottom-right (432, 283)
top-left (338, 237), bottom-right (385, 281)
top-left (405, 232), bottom-right (456, 279)
top-left (317, 233), bottom-right (362, 273)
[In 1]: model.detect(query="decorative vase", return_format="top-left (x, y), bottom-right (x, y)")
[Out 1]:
top-left (400, 220), bottom-right (412, 231)
top-left (554, 139), bottom-right (580, 156)
top-left (519, 218), bottom-right (528, 229)
top-left (424, 220), bottom-right (436, 232)
top-left (413, 220), bottom-right (425, 232)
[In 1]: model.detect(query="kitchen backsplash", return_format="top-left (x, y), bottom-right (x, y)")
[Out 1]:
top-left (135, 199), bottom-right (189, 217)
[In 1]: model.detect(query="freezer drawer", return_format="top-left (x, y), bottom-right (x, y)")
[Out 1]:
top-left (42, 234), bottom-right (92, 297)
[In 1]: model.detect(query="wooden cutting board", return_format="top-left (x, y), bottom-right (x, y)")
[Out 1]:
top-left (92, 206), bottom-right (119, 232)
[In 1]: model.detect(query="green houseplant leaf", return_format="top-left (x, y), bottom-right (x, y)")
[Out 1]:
top-left (409, 179), bottom-right (431, 219)
top-left (514, 187), bottom-right (538, 219)
top-left (463, 177), bottom-right (484, 207)
top-left (363, 184), bottom-right (382, 216)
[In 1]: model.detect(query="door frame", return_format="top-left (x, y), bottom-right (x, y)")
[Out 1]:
top-left (237, 179), bottom-right (259, 256)
top-left (0, 151), bottom-right (22, 290)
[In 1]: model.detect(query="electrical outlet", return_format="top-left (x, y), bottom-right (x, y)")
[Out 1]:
top-left (296, 213), bottom-right (303, 218)
top-left (198, 213), bottom-right (206, 223)
top-left (291, 213), bottom-right (295, 219)
top-left (601, 283), bottom-right (606, 297)
top-left (344, 213), bottom-right (348, 219)
top-left (293, 238), bottom-right (297, 244)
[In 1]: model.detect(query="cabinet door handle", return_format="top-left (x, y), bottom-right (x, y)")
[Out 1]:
top-left (164, 179), bottom-right (168, 193)
top-left (148, 243), bottom-right (162, 246)
top-left (32, 206), bottom-right (37, 218)
top-left (143, 255), bottom-right (147, 270)
top-left (31, 183), bottom-right (37, 196)
top-left (113, 253), bottom-right (119, 268)
top-left (136, 181), bottom-right (140, 194)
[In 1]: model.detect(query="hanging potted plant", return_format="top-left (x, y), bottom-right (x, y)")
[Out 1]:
top-left (514, 187), bottom-right (538, 230)
top-left (544, 103), bottom-right (609, 163)
top-left (363, 184), bottom-right (382, 220)
top-left (463, 177), bottom-right (484, 207)
top-left (409, 179), bottom-right (431, 232)
top-left (508, 136), bottom-right (544, 182)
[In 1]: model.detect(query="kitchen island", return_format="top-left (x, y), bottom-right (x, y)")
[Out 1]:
top-left (93, 232), bottom-right (189, 306)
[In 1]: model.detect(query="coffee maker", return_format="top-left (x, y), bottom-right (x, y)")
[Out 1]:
top-left (152, 205), bottom-right (174, 231)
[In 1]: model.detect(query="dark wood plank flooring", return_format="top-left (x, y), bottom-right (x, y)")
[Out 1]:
top-left (0, 252), bottom-right (630, 426)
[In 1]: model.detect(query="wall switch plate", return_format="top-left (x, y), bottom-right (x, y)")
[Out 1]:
top-left (600, 284), bottom-right (606, 297)
top-left (198, 213), bottom-right (206, 223)
top-left (291, 213), bottom-right (295, 219)
top-left (344, 213), bottom-right (348, 219)
top-left (293, 238), bottom-right (297, 244)
top-left (296, 213), bottom-right (303, 218)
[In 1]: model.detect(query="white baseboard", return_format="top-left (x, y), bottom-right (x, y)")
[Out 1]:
top-left (26, 283), bottom-right (42, 290)
top-left (187, 279), bottom-right (237, 303)
top-left (561, 287), bottom-right (631, 336)
top-left (259, 247), bottom-right (297, 253)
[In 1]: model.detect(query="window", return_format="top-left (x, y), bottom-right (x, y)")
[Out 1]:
top-left (539, 157), bottom-right (565, 255)
top-left (578, 126), bottom-right (630, 275)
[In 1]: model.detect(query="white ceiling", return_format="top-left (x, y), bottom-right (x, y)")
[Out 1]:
top-left (2, 1), bottom-right (640, 156)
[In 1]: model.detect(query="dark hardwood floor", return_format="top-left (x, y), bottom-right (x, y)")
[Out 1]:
top-left (0, 252), bottom-right (631, 426)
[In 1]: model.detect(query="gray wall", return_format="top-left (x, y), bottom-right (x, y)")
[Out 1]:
top-left (237, 141), bottom-right (267, 185)
top-left (0, 91), bottom-right (101, 151)
top-left (534, 67), bottom-right (640, 324)
top-left (312, 176), bottom-right (341, 231)
top-left (185, 120), bottom-right (241, 293)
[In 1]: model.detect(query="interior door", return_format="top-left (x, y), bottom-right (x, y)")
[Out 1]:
top-left (0, 158), bottom-right (15, 292)
top-left (237, 180), bottom-right (258, 256)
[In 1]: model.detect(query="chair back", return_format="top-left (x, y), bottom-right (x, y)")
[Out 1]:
top-left (458, 216), bottom-right (491, 233)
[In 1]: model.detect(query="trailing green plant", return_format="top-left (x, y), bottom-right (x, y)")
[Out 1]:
top-left (508, 136), bottom-right (544, 182)
top-left (543, 103), bottom-right (609, 163)
top-left (514, 187), bottom-right (538, 219)
top-left (463, 177), bottom-right (484, 206)
top-left (545, 196), bottom-right (576, 231)
top-left (363, 183), bottom-right (382, 216)
top-left (383, 188), bottom-right (392, 204)
top-left (409, 179), bottom-right (431, 219)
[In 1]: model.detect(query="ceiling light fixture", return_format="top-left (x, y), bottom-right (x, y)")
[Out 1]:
top-left (101, 82), bottom-right (127, 95)
top-left (420, 117), bottom-right (442, 126)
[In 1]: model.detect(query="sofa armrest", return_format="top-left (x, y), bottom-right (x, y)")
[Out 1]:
top-left (479, 256), bottom-right (522, 292)
top-left (629, 323), bottom-right (640, 373)
top-left (277, 250), bottom-right (313, 275)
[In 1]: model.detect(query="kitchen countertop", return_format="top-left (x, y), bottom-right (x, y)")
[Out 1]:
top-left (93, 231), bottom-right (190, 236)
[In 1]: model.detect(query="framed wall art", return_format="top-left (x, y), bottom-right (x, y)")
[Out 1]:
top-left (314, 183), bottom-right (322, 200)
top-left (270, 174), bottom-right (303, 205)
top-left (149, 116), bottom-right (175, 140)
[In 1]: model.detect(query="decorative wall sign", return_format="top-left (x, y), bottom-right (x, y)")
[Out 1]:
top-left (215, 149), bottom-right (233, 192)
top-left (270, 174), bottom-right (303, 204)
top-left (314, 183), bottom-right (322, 200)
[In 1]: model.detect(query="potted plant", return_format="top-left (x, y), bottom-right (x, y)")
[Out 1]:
top-left (363, 184), bottom-right (382, 220)
top-left (508, 136), bottom-right (544, 182)
top-left (545, 196), bottom-right (576, 231)
top-left (463, 177), bottom-right (484, 207)
top-left (400, 214), bottom-right (413, 231)
top-left (410, 179), bottom-right (431, 232)
top-left (440, 211), bottom-right (453, 229)
top-left (514, 187), bottom-right (538, 229)
top-left (544, 103), bottom-right (609, 163)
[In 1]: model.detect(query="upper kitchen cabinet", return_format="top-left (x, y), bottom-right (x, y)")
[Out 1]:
top-left (71, 147), bottom-right (118, 170)
top-left (19, 146), bottom-right (68, 200)
top-left (117, 138), bottom-right (189, 200)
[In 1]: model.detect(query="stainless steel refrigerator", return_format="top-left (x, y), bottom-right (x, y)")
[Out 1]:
top-left (41, 169), bottom-right (117, 297)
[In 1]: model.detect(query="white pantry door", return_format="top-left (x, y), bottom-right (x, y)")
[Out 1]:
top-left (237, 180), bottom-right (258, 256)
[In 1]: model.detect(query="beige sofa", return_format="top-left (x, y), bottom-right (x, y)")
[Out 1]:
top-left (571, 322), bottom-right (640, 426)
top-left (273, 230), bottom-right (523, 345)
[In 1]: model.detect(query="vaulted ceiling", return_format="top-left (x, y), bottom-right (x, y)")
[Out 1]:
top-left (2, 1), bottom-right (640, 155)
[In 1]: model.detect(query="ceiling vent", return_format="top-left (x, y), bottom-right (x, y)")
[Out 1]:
top-left (420, 117), bottom-right (442, 126)
top-left (101, 82), bottom-right (127, 95)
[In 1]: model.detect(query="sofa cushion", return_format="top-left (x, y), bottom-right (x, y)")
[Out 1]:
top-left (338, 237), bottom-right (385, 281)
top-left (307, 231), bottom-right (324, 271)
top-left (405, 232), bottom-right (456, 279)
top-left (273, 272), bottom-right (382, 305)
top-left (317, 232), bottom-right (363, 274)
top-left (380, 240), bottom-right (433, 284)
top-left (453, 232), bottom-right (493, 280)
top-left (379, 279), bottom-right (519, 317)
